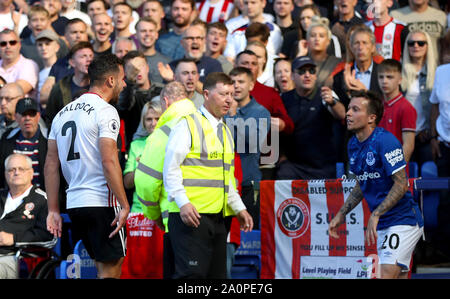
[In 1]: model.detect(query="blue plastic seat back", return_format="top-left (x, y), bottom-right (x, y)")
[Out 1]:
top-left (73, 240), bottom-right (97, 279)
top-left (232, 230), bottom-right (261, 279)
top-left (421, 161), bottom-right (438, 178)
top-left (420, 161), bottom-right (440, 231)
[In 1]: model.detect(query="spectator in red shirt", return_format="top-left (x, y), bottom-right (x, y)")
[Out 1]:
top-left (377, 59), bottom-right (416, 163)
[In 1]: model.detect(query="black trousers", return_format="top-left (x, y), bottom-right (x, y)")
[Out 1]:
top-left (168, 212), bottom-right (227, 279)
top-left (163, 233), bottom-right (174, 279)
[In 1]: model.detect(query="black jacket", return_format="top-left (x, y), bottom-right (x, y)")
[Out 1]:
top-left (0, 125), bottom-right (48, 190)
top-left (332, 60), bottom-right (382, 108)
top-left (0, 186), bottom-right (52, 255)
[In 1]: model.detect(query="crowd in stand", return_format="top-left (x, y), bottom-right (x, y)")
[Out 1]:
top-left (0, 0), bottom-right (450, 270)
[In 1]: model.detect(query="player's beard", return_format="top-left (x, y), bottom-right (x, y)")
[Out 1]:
top-left (110, 84), bottom-right (121, 105)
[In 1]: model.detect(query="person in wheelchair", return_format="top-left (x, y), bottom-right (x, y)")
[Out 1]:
top-left (0, 153), bottom-right (52, 279)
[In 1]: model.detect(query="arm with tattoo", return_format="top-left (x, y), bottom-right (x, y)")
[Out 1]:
top-left (329, 180), bottom-right (364, 238)
top-left (339, 181), bottom-right (364, 216)
top-left (365, 169), bottom-right (409, 246)
top-left (372, 169), bottom-right (408, 217)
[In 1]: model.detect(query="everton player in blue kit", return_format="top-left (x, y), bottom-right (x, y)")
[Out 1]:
top-left (329, 90), bottom-right (423, 279)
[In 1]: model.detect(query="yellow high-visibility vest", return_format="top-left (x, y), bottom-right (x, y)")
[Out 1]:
top-left (175, 111), bottom-right (236, 216)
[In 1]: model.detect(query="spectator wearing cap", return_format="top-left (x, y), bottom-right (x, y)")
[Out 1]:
top-left (35, 30), bottom-right (63, 107)
top-left (0, 29), bottom-right (39, 98)
top-left (277, 56), bottom-right (345, 180)
top-left (0, 83), bottom-right (24, 139)
top-left (20, 6), bottom-right (69, 70)
top-left (0, 98), bottom-right (48, 189)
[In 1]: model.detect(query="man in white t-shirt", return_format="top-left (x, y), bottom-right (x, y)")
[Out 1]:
top-left (0, 0), bottom-right (28, 35)
top-left (224, 0), bottom-right (282, 60)
top-left (45, 53), bottom-right (129, 279)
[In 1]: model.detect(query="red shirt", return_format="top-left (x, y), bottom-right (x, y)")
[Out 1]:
top-left (250, 81), bottom-right (294, 134)
top-left (379, 93), bottom-right (417, 144)
top-left (367, 17), bottom-right (406, 61)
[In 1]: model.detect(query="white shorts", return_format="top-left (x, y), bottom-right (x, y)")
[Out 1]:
top-left (377, 225), bottom-right (423, 271)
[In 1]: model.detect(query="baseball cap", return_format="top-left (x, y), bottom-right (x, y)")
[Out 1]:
top-left (15, 98), bottom-right (39, 115)
top-left (36, 29), bottom-right (59, 42)
top-left (291, 56), bottom-right (316, 71)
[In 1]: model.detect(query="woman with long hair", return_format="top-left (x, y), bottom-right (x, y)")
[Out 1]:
top-left (305, 16), bottom-right (341, 87)
top-left (123, 100), bottom-right (162, 210)
top-left (280, 4), bottom-right (342, 60)
top-left (401, 30), bottom-right (437, 165)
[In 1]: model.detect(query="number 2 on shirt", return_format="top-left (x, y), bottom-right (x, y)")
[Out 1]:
top-left (62, 121), bottom-right (80, 161)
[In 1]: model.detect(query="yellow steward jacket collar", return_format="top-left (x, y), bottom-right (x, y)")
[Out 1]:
top-left (155, 98), bottom-right (196, 130)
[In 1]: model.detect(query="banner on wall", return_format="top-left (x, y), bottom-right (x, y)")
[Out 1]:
top-left (260, 179), bottom-right (378, 279)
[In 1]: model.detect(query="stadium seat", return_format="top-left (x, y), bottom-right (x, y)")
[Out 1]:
top-left (421, 161), bottom-right (438, 178)
top-left (420, 161), bottom-right (440, 233)
top-left (60, 240), bottom-right (97, 279)
top-left (232, 230), bottom-right (261, 279)
top-left (336, 162), bottom-right (345, 178)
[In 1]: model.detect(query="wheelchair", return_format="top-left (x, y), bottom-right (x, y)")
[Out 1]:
top-left (14, 236), bottom-right (62, 279)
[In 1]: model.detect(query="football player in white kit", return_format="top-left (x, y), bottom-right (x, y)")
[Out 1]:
top-left (44, 53), bottom-right (130, 279)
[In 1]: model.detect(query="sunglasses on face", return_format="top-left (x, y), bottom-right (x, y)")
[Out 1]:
top-left (295, 67), bottom-right (316, 75)
top-left (0, 40), bottom-right (18, 47)
top-left (407, 40), bottom-right (427, 47)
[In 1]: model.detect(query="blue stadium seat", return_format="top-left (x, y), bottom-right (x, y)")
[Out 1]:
top-left (420, 161), bottom-right (440, 232)
top-left (59, 240), bottom-right (97, 279)
top-left (421, 161), bottom-right (438, 178)
top-left (232, 230), bottom-right (261, 279)
top-left (336, 162), bottom-right (345, 178)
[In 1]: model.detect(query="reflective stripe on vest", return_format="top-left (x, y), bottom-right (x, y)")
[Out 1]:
top-left (138, 195), bottom-right (159, 206)
top-left (137, 162), bottom-right (163, 180)
top-left (179, 112), bottom-right (235, 215)
top-left (159, 125), bottom-right (171, 137)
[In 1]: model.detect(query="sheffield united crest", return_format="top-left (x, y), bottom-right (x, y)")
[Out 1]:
top-left (277, 198), bottom-right (310, 238)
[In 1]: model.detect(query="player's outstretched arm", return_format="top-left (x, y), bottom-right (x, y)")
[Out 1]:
top-left (44, 140), bottom-right (62, 238)
top-left (99, 137), bottom-right (130, 238)
top-left (365, 169), bottom-right (408, 246)
top-left (329, 181), bottom-right (364, 239)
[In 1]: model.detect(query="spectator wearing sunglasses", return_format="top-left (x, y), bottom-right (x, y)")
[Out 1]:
top-left (277, 56), bottom-right (345, 180)
top-left (391, 0), bottom-right (447, 59)
top-left (401, 30), bottom-right (437, 167)
top-left (0, 29), bottom-right (39, 98)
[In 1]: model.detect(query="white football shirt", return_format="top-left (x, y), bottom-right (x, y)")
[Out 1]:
top-left (49, 92), bottom-right (121, 209)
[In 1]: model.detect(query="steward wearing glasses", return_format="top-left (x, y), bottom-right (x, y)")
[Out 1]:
top-left (0, 29), bottom-right (39, 98)
top-left (0, 98), bottom-right (48, 190)
top-left (277, 56), bottom-right (346, 180)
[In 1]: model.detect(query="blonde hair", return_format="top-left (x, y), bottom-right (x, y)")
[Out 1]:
top-left (306, 16), bottom-right (331, 40)
top-left (401, 30), bottom-right (437, 92)
top-left (141, 100), bottom-right (162, 131)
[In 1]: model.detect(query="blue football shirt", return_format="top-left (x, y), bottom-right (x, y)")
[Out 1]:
top-left (348, 127), bottom-right (423, 230)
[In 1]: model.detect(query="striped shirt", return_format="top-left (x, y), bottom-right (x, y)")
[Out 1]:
top-left (196, 0), bottom-right (234, 23)
top-left (366, 17), bottom-right (407, 61)
top-left (14, 131), bottom-right (40, 186)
